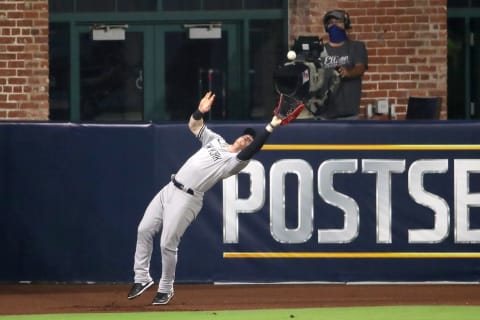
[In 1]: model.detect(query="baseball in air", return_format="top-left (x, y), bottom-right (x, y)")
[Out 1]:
top-left (287, 50), bottom-right (296, 60)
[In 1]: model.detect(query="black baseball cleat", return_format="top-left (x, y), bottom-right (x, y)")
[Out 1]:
top-left (152, 290), bottom-right (174, 305)
top-left (127, 280), bottom-right (154, 299)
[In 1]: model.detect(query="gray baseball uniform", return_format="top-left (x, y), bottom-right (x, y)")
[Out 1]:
top-left (132, 125), bottom-right (256, 294)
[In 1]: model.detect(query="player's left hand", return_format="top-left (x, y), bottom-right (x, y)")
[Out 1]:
top-left (270, 115), bottom-right (282, 127)
top-left (198, 91), bottom-right (215, 113)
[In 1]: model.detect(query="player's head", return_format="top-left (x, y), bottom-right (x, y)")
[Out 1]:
top-left (233, 127), bottom-right (256, 150)
top-left (323, 9), bottom-right (351, 31)
top-left (243, 127), bottom-right (256, 139)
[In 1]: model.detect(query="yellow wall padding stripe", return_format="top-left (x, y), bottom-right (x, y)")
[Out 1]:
top-left (261, 144), bottom-right (480, 151)
top-left (223, 252), bottom-right (480, 259)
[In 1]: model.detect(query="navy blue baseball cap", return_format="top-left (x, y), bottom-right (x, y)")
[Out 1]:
top-left (243, 127), bottom-right (256, 138)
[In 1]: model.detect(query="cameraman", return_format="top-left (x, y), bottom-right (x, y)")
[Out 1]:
top-left (319, 9), bottom-right (368, 119)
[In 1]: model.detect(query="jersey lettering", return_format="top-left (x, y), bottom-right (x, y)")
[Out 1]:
top-left (205, 142), bottom-right (222, 162)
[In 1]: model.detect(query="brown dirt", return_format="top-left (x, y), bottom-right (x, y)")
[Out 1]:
top-left (0, 283), bottom-right (479, 315)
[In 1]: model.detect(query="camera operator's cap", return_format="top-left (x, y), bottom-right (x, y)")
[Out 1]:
top-left (243, 127), bottom-right (256, 139)
top-left (323, 10), bottom-right (351, 30)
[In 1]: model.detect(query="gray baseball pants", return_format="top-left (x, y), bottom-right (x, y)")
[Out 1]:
top-left (133, 182), bottom-right (203, 293)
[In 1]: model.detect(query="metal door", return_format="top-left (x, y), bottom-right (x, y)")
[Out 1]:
top-left (154, 24), bottom-right (242, 121)
top-left (70, 25), bottom-right (153, 122)
top-left (448, 17), bottom-right (480, 119)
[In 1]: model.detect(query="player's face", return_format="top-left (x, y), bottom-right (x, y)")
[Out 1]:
top-left (234, 134), bottom-right (254, 150)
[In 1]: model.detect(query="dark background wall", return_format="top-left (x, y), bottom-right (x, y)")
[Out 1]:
top-left (1, 121), bottom-right (480, 284)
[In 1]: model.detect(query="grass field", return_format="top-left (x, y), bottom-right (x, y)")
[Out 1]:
top-left (1, 306), bottom-right (480, 320)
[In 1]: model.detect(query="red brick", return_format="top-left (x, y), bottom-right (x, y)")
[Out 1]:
top-left (9, 94), bottom-right (28, 101)
top-left (8, 77), bottom-right (27, 85)
top-left (8, 110), bottom-right (29, 118)
top-left (379, 82), bottom-right (398, 90)
top-left (7, 12), bottom-right (24, 19)
top-left (388, 56), bottom-right (407, 64)
top-left (0, 3), bottom-right (16, 10)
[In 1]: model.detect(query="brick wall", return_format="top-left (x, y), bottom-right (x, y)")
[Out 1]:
top-left (289, 0), bottom-right (448, 119)
top-left (0, 0), bottom-right (448, 121)
top-left (0, 0), bottom-right (49, 120)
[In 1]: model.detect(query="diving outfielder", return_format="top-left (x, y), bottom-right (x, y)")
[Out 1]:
top-left (128, 92), bottom-right (282, 305)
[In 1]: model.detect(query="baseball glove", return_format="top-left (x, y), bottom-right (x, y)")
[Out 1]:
top-left (273, 94), bottom-right (305, 125)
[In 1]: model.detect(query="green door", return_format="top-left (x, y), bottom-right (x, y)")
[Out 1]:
top-left (448, 17), bottom-right (480, 119)
top-left (152, 24), bottom-right (243, 121)
top-left (71, 23), bottom-right (242, 122)
top-left (70, 25), bottom-right (153, 122)
top-left (53, 18), bottom-right (285, 122)
top-left (472, 18), bottom-right (480, 119)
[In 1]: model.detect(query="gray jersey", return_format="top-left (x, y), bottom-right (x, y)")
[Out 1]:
top-left (174, 125), bottom-right (249, 193)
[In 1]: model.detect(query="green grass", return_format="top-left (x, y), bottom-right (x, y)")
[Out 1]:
top-left (1, 306), bottom-right (480, 320)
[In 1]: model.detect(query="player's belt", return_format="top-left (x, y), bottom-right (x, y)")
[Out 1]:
top-left (171, 175), bottom-right (194, 196)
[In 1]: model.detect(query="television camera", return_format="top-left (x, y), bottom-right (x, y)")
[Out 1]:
top-left (273, 36), bottom-right (340, 118)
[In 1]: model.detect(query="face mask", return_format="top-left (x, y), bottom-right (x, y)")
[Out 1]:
top-left (327, 24), bottom-right (347, 43)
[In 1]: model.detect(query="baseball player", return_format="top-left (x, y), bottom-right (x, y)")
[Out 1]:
top-left (128, 92), bottom-right (282, 305)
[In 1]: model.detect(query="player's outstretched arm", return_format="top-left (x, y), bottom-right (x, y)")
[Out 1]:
top-left (189, 91), bottom-right (215, 136)
top-left (237, 115), bottom-right (282, 161)
top-left (267, 115), bottom-right (282, 132)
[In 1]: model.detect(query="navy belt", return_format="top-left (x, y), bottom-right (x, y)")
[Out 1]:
top-left (171, 176), bottom-right (194, 195)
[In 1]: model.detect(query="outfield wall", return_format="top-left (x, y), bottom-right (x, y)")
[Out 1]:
top-left (1, 121), bottom-right (480, 283)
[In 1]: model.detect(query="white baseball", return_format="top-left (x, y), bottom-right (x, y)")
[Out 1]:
top-left (287, 50), bottom-right (296, 60)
